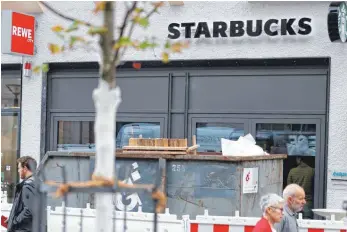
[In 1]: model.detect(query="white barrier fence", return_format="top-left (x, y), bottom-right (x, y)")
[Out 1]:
top-left (2, 192), bottom-right (346, 232)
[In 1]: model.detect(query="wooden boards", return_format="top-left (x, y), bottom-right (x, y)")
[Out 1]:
top-left (122, 137), bottom-right (199, 155)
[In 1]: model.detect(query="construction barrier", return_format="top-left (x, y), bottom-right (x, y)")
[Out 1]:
top-left (1, 191), bottom-right (346, 232)
top-left (188, 210), bottom-right (346, 232)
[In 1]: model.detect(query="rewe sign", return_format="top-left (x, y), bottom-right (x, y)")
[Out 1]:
top-left (1, 10), bottom-right (35, 56)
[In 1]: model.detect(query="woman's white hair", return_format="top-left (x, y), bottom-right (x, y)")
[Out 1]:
top-left (259, 193), bottom-right (284, 213)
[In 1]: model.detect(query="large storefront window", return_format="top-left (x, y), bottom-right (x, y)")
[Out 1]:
top-left (255, 123), bottom-right (316, 219)
top-left (196, 122), bottom-right (244, 152)
top-left (1, 74), bottom-right (21, 202)
top-left (57, 121), bottom-right (161, 151)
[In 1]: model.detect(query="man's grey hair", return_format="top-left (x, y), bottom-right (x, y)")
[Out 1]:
top-left (259, 193), bottom-right (284, 213)
top-left (283, 184), bottom-right (303, 201)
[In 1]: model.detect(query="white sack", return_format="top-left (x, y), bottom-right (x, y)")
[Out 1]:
top-left (221, 133), bottom-right (265, 156)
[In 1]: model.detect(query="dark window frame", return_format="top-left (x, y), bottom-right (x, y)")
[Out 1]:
top-left (49, 113), bottom-right (167, 151)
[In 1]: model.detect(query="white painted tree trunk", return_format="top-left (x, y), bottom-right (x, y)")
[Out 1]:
top-left (92, 79), bottom-right (122, 232)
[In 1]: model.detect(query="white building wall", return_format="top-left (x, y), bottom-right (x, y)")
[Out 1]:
top-left (1, 1), bottom-right (346, 209)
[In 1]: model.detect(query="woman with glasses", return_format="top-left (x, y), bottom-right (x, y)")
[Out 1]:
top-left (253, 193), bottom-right (285, 232)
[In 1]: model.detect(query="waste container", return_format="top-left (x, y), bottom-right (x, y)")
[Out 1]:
top-left (39, 151), bottom-right (286, 218)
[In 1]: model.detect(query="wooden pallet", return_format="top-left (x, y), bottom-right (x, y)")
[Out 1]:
top-left (122, 136), bottom-right (199, 155)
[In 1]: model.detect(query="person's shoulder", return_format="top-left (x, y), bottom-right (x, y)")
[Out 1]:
top-left (288, 167), bottom-right (298, 174)
top-left (253, 218), bottom-right (271, 232)
top-left (23, 177), bottom-right (36, 191)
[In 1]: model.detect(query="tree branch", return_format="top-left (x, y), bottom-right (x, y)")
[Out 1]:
top-left (114, 2), bottom-right (163, 66)
top-left (99, 2), bottom-right (116, 86)
top-left (144, 2), bottom-right (161, 19)
top-left (39, 1), bottom-right (96, 27)
top-left (112, 1), bottom-right (138, 65)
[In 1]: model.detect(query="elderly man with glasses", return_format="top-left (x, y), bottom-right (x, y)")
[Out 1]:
top-left (274, 184), bottom-right (307, 232)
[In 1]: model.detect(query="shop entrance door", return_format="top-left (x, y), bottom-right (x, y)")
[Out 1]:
top-left (1, 110), bottom-right (20, 202)
top-left (250, 116), bottom-right (325, 219)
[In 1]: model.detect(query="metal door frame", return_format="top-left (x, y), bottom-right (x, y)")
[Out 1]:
top-left (249, 115), bottom-right (326, 211)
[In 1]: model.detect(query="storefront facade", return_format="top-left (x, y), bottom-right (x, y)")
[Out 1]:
top-left (1, 1), bottom-right (346, 213)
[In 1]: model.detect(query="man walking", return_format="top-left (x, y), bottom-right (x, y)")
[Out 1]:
top-left (287, 157), bottom-right (314, 219)
top-left (274, 184), bottom-right (307, 232)
top-left (6, 156), bottom-right (37, 232)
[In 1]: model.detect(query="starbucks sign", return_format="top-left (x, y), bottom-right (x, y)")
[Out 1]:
top-left (328, 1), bottom-right (347, 42)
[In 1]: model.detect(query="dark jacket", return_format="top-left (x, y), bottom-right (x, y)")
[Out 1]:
top-left (7, 176), bottom-right (36, 232)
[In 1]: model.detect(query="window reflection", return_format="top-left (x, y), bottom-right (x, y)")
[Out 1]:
top-left (1, 113), bottom-right (19, 202)
top-left (1, 78), bottom-right (21, 108)
top-left (116, 122), bottom-right (160, 148)
top-left (196, 122), bottom-right (244, 152)
top-left (57, 121), bottom-right (95, 151)
top-left (255, 123), bottom-right (316, 156)
top-left (57, 121), bottom-right (161, 151)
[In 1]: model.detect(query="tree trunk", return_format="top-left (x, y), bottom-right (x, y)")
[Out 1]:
top-left (93, 79), bottom-right (121, 232)
top-left (93, 2), bottom-right (119, 232)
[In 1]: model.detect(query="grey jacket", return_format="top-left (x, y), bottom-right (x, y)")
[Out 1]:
top-left (274, 205), bottom-right (299, 232)
top-left (7, 176), bottom-right (36, 232)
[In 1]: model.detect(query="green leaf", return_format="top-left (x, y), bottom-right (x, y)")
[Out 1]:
top-left (65, 21), bottom-right (79, 32)
top-left (69, 36), bottom-right (85, 48)
top-left (87, 27), bottom-right (108, 35)
top-left (42, 64), bottom-right (49, 73)
top-left (51, 25), bottom-right (64, 32)
top-left (164, 41), bottom-right (170, 49)
top-left (119, 37), bottom-right (131, 45)
top-left (113, 37), bottom-right (132, 49)
top-left (48, 43), bottom-right (61, 54)
top-left (162, 52), bottom-right (169, 63)
top-left (138, 17), bottom-right (149, 27)
top-left (134, 7), bottom-right (144, 13)
top-left (134, 16), bottom-right (149, 28)
top-left (33, 66), bottom-right (41, 74)
top-left (138, 40), bottom-right (157, 49)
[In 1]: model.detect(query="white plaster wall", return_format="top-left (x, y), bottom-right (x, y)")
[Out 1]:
top-left (1, 1), bottom-right (346, 209)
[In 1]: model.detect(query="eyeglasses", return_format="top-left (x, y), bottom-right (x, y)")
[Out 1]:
top-left (270, 206), bottom-right (284, 212)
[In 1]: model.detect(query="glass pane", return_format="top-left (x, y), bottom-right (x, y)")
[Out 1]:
top-left (1, 77), bottom-right (21, 108)
top-left (57, 121), bottom-right (161, 151)
top-left (1, 113), bottom-right (19, 203)
top-left (57, 121), bottom-right (95, 151)
top-left (116, 122), bottom-right (161, 148)
top-left (255, 123), bottom-right (316, 219)
top-left (196, 122), bottom-right (244, 152)
top-left (255, 123), bottom-right (316, 156)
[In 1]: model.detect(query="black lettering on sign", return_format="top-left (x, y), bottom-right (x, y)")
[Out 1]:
top-left (230, 21), bottom-right (245, 37)
top-left (194, 22), bottom-right (211, 38)
top-left (167, 17), bottom-right (312, 39)
top-left (246, 20), bottom-right (262, 37)
top-left (264, 19), bottom-right (279, 36)
top-left (281, 18), bottom-right (296, 35)
top-left (168, 23), bottom-right (180, 39)
top-left (213, 21), bottom-right (228, 37)
top-left (181, 22), bottom-right (196, 38)
top-left (297, 18), bottom-right (312, 35)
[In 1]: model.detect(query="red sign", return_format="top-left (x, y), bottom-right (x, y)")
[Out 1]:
top-left (1, 10), bottom-right (35, 56)
top-left (11, 12), bottom-right (35, 55)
